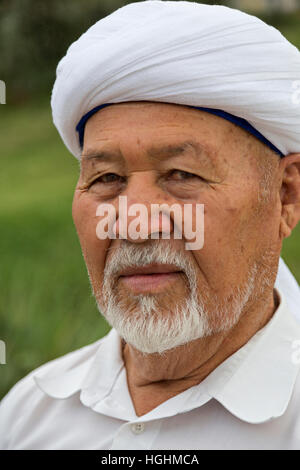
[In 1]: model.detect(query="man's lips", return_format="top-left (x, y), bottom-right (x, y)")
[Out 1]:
top-left (118, 264), bottom-right (183, 293)
top-left (118, 263), bottom-right (182, 277)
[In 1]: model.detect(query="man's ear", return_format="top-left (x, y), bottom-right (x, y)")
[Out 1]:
top-left (279, 154), bottom-right (300, 239)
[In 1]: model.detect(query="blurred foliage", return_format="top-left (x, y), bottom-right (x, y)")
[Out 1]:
top-left (0, 0), bottom-right (122, 101)
top-left (260, 8), bottom-right (300, 47)
top-left (0, 99), bottom-right (111, 399)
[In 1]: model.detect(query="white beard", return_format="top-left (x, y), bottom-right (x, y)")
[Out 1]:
top-left (93, 241), bottom-right (262, 355)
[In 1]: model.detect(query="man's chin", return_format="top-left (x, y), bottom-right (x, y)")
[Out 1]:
top-left (96, 300), bottom-right (212, 355)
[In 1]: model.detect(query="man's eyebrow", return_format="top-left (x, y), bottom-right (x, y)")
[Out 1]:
top-left (81, 149), bottom-right (123, 162)
top-left (147, 140), bottom-right (211, 161)
top-left (80, 140), bottom-right (214, 165)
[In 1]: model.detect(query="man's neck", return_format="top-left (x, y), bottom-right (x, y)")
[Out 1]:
top-left (123, 289), bottom-right (279, 417)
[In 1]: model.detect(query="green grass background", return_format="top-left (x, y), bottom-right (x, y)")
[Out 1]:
top-left (1, 18), bottom-right (300, 399)
top-left (0, 101), bottom-right (112, 399)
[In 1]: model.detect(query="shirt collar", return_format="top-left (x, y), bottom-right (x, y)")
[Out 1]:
top-left (204, 289), bottom-right (300, 423)
top-left (34, 328), bottom-right (122, 400)
top-left (34, 288), bottom-right (300, 424)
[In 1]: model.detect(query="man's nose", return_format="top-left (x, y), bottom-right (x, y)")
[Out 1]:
top-left (113, 174), bottom-right (174, 243)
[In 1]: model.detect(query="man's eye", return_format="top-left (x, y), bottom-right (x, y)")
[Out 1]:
top-left (167, 170), bottom-right (201, 181)
top-left (92, 173), bottom-right (124, 184)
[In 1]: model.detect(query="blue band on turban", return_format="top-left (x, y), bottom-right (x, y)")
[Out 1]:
top-left (76, 104), bottom-right (284, 157)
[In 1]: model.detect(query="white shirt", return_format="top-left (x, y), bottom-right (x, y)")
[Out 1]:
top-left (1, 288), bottom-right (300, 450)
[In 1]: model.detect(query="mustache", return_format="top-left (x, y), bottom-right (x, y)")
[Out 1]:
top-left (103, 240), bottom-right (197, 289)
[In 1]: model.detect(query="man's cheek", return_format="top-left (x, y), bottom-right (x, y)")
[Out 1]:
top-left (84, 236), bottom-right (108, 272)
top-left (73, 201), bottom-right (99, 245)
top-left (73, 206), bottom-right (109, 274)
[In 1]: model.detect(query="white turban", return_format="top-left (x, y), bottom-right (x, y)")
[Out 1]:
top-left (51, 0), bottom-right (300, 159)
top-left (51, 0), bottom-right (300, 318)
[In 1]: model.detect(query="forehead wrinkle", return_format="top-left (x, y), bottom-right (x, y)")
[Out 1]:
top-left (147, 140), bottom-right (219, 173)
top-left (148, 140), bottom-right (210, 160)
top-left (80, 139), bottom-right (219, 173)
top-left (80, 149), bottom-right (125, 171)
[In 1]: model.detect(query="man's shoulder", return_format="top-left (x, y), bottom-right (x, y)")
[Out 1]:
top-left (1, 335), bottom-right (106, 403)
top-left (0, 334), bottom-right (108, 447)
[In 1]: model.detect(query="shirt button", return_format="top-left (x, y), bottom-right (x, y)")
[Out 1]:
top-left (131, 423), bottom-right (146, 434)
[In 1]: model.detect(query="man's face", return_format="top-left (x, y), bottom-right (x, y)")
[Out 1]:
top-left (72, 102), bottom-right (281, 353)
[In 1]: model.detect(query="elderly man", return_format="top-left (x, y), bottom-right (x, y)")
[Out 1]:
top-left (0, 1), bottom-right (300, 450)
